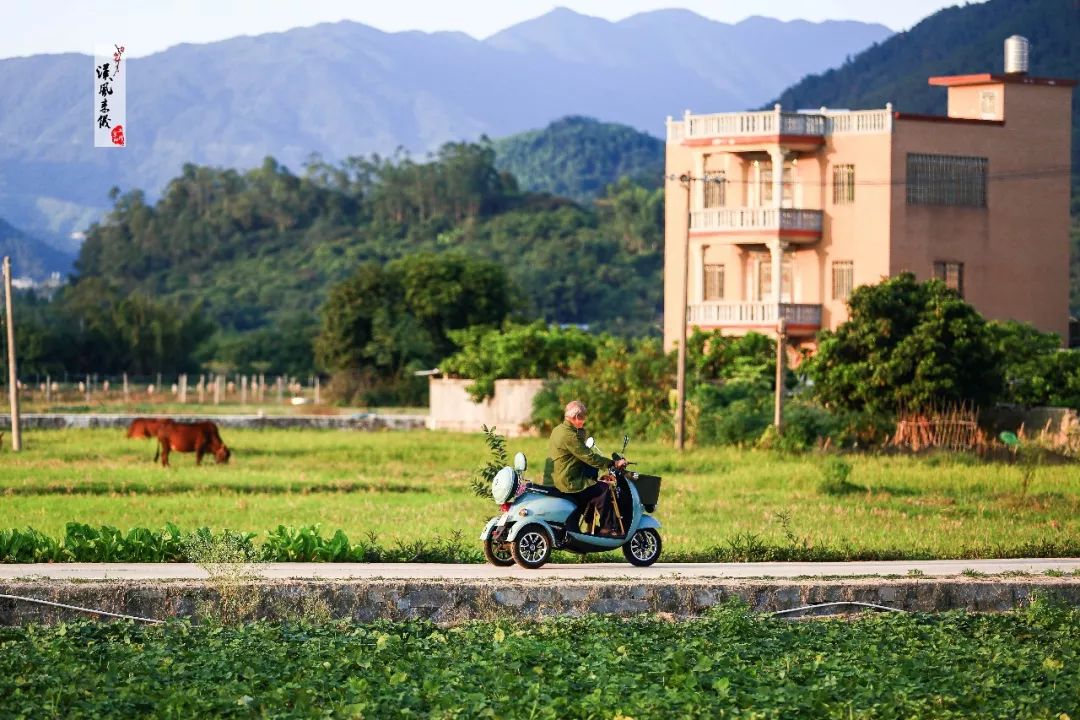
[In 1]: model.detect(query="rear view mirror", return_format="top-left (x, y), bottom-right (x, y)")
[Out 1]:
top-left (513, 451), bottom-right (527, 472)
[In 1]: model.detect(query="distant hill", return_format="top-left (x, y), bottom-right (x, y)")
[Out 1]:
top-left (493, 116), bottom-right (664, 202)
top-left (769, 0), bottom-right (1079, 179)
top-left (0, 217), bottom-right (74, 280)
top-left (0, 10), bottom-right (890, 245)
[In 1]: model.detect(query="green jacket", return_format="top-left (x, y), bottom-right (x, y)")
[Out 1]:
top-left (543, 420), bottom-right (612, 493)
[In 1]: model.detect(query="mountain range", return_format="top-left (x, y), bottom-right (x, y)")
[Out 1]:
top-left (0, 8), bottom-right (890, 273)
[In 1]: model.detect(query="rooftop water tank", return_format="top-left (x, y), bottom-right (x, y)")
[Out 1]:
top-left (1004, 35), bottom-right (1029, 74)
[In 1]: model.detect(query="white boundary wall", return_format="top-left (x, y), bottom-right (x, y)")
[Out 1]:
top-left (428, 378), bottom-right (544, 436)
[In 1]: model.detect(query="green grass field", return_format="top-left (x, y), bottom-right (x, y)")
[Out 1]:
top-left (1, 428), bottom-right (1078, 559)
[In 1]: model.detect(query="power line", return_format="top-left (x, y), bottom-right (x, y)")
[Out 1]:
top-left (665, 166), bottom-right (1075, 189)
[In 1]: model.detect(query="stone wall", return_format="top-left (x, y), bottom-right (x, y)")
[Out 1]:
top-left (428, 378), bottom-right (544, 436)
top-left (2, 577), bottom-right (1078, 625)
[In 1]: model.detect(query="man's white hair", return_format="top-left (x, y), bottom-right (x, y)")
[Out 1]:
top-left (564, 400), bottom-right (587, 420)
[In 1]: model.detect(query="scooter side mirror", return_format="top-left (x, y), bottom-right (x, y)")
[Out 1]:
top-left (513, 451), bottom-right (527, 472)
top-left (585, 437), bottom-right (595, 449)
top-left (622, 434), bottom-right (630, 452)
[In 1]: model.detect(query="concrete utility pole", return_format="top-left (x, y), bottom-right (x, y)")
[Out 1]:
top-left (3, 257), bottom-right (21, 451)
top-left (674, 174), bottom-right (692, 451)
top-left (774, 318), bottom-right (787, 434)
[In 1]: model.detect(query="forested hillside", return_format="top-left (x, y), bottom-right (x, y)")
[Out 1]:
top-left (12, 143), bottom-right (663, 380)
top-left (493, 116), bottom-right (663, 202)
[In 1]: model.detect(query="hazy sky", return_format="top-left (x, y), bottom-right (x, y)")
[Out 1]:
top-left (0, 0), bottom-right (973, 60)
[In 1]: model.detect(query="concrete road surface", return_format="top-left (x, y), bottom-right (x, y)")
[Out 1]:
top-left (2, 558), bottom-right (1078, 581)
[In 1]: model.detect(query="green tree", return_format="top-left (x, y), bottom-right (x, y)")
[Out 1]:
top-left (441, 321), bottom-right (599, 401)
top-left (807, 273), bottom-right (1003, 415)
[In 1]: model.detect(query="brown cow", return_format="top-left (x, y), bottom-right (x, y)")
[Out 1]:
top-left (156, 420), bottom-right (231, 467)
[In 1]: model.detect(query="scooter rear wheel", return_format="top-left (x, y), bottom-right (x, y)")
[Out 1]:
top-left (623, 528), bottom-right (661, 567)
top-left (483, 537), bottom-right (514, 567)
top-left (511, 524), bottom-right (552, 569)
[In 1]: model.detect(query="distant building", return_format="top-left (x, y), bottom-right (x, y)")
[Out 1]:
top-left (11, 272), bottom-right (66, 298)
top-left (663, 37), bottom-right (1075, 351)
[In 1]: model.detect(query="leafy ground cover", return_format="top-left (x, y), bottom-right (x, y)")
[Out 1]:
top-left (0, 600), bottom-right (1077, 718)
top-left (0, 429), bottom-right (1078, 561)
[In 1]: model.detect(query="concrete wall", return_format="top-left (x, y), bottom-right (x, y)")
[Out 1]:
top-left (428, 378), bottom-right (544, 436)
top-left (0, 413), bottom-right (426, 431)
top-left (891, 80), bottom-right (1073, 341)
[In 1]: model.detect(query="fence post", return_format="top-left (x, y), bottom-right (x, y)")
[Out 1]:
top-left (45, 374), bottom-right (51, 403)
top-left (179, 374), bottom-right (188, 403)
top-left (85, 373), bottom-right (91, 404)
top-left (277, 376), bottom-right (284, 404)
top-left (314, 376), bottom-right (320, 405)
top-left (123, 372), bottom-right (129, 402)
top-left (214, 375), bottom-right (221, 405)
top-left (241, 375), bottom-right (247, 405)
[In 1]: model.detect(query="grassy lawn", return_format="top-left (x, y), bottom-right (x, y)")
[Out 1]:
top-left (0, 428), bottom-right (1078, 559)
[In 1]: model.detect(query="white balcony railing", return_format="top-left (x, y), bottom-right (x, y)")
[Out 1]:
top-left (688, 302), bottom-right (822, 328)
top-left (690, 207), bottom-right (823, 233)
top-left (824, 109), bottom-right (893, 134)
top-left (668, 108), bottom-right (892, 142)
top-left (680, 111), bottom-right (826, 141)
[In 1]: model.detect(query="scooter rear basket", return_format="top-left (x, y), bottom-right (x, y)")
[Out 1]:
top-left (630, 473), bottom-right (661, 510)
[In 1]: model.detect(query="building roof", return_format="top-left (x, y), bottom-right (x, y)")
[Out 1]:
top-left (928, 73), bottom-right (1077, 88)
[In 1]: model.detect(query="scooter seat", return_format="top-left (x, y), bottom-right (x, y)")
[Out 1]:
top-left (524, 483), bottom-right (578, 501)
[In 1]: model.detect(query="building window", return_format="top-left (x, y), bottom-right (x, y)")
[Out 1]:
top-left (831, 261), bottom-right (854, 300)
top-left (703, 264), bottom-right (724, 300)
top-left (906, 153), bottom-right (988, 207)
top-left (979, 90), bottom-right (997, 118)
top-left (703, 172), bottom-right (726, 208)
top-left (933, 261), bottom-right (964, 297)
top-left (832, 164), bottom-right (855, 204)
top-left (760, 163), bottom-right (794, 207)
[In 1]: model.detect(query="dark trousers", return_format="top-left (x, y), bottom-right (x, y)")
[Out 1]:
top-left (570, 481), bottom-right (612, 533)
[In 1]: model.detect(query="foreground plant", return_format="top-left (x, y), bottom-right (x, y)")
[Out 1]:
top-left (0, 599), bottom-right (1076, 718)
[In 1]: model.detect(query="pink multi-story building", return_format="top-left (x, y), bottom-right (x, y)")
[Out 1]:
top-left (663, 38), bottom-right (1075, 352)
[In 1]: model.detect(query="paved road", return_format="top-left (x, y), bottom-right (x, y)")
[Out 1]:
top-left (2, 558), bottom-right (1078, 581)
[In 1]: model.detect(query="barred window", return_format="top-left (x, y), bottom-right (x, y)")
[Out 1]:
top-left (703, 264), bottom-right (724, 300)
top-left (832, 164), bottom-right (855, 204)
top-left (906, 153), bottom-right (987, 207)
top-left (831, 261), bottom-right (854, 300)
top-left (703, 172), bottom-right (726, 208)
top-left (933, 261), bottom-right (964, 297)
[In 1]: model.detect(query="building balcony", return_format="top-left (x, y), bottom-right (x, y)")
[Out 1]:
top-left (689, 207), bottom-right (823, 243)
top-left (667, 108), bottom-right (893, 146)
top-left (687, 301), bottom-right (823, 335)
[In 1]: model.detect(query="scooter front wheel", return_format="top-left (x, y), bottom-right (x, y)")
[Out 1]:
top-left (623, 528), bottom-right (662, 567)
top-left (511, 524), bottom-right (552, 569)
top-left (483, 537), bottom-right (514, 567)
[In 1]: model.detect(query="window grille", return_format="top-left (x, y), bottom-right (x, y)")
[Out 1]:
top-left (703, 173), bottom-right (726, 208)
top-left (906, 154), bottom-right (987, 207)
top-left (703, 264), bottom-right (724, 300)
top-left (933, 261), bottom-right (964, 297)
top-left (832, 164), bottom-right (855, 204)
top-left (831, 261), bottom-right (854, 300)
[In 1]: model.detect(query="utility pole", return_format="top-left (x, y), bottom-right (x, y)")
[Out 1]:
top-left (674, 174), bottom-right (692, 451)
top-left (3, 257), bottom-right (21, 451)
top-left (774, 317), bottom-right (787, 434)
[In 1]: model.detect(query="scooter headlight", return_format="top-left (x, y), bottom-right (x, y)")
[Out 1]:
top-left (491, 466), bottom-right (517, 504)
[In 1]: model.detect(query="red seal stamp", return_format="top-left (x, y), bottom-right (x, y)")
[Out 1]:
top-left (111, 124), bottom-right (125, 146)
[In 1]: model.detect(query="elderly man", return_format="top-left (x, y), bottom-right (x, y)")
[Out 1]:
top-left (543, 400), bottom-right (628, 534)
